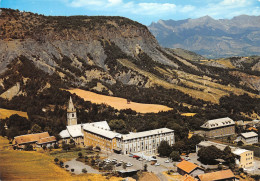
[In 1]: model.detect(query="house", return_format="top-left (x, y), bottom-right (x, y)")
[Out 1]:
top-left (197, 169), bottom-right (235, 181)
top-left (197, 141), bottom-right (254, 169)
top-left (200, 117), bottom-right (235, 138)
top-left (177, 160), bottom-right (204, 177)
top-left (233, 149), bottom-right (254, 169)
top-left (13, 132), bottom-right (57, 149)
top-left (236, 132), bottom-right (258, 145)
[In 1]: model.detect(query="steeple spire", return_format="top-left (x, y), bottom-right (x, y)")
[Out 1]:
top-left (67, 96), bottom-right (77, 126)
top-left (67, 96), bottom-right (75, 112)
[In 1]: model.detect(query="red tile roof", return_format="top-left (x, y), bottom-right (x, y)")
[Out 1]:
top-left (198, 169), bottom-right (235, 181)
top-left (177, 160), bottom-right (201, 174)
top-left (181, 174), bottom-right (197, 181)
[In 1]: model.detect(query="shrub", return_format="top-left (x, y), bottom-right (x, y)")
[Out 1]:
top-left (82, 168), bottom-right (87, 173)
top-left (78, 152), bottom-right (83, 158)
top-left (54, 158), bottom-right (59, 164)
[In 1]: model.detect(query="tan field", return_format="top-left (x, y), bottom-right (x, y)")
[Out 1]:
top-left (66, 89), bottom-right (172, 113)
top-left (181, 113), bottom-right (197, 117)
top-left (0, 108), bottom-right (28, 119)
top-left (0, 136), bottom-right (122, 181)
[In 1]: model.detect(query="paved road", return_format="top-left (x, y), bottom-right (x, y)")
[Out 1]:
top-left (65, 158), bottom-right (100, 175)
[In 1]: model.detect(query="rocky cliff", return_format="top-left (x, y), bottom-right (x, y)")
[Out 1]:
top-left (0, 8), bottom-right (259, 108)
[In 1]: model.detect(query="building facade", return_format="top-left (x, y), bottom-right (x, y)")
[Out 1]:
top-left (236, 132), bottom-right (258, 145)
top-left (121, 128), bottom-right (175, 155)
top-left (83, 123), bottom-right (175, 155)
top-left (200, 117), bottom-right (235, 138)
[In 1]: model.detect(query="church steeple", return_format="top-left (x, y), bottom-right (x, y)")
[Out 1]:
top-left (67, 96), bottom-right (77, 126)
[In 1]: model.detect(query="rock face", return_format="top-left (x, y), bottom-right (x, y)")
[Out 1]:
top-left (0, 8), bottom-right (259, 104)
top-left (148, 15), bottom-right (260, 58)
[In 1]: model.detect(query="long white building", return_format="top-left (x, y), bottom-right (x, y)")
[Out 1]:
top-left (121, 128), bottom-right (175, 155)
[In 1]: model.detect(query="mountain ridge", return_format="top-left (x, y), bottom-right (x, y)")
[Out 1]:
top-left (148, 15), bottom-right (260, 58)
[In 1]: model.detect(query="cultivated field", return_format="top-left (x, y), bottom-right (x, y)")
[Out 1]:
top-left (0, 108), bottom-right (28, 119)
top-left (66, 89), bottom-right (172, 113)
top-left (0, 137), bottom-right (121, 181)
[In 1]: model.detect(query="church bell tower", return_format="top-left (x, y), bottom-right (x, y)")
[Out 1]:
top-left (67, 96), bottom-right (77, 126)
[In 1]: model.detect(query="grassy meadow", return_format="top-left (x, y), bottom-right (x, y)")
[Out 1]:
top-left (67, 88), bottom-right (172, 113)
top-left (0, 137), bottom-right (121, 181)
top-left (0, 108), bottom-right (28, 119)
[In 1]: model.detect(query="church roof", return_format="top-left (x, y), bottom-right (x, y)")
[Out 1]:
top-left (59, 129), bottom-right (70, 138)
top-left (67, 124), bottom-right (85, 138)
top-left (60, 121), bottom-right (111, 138)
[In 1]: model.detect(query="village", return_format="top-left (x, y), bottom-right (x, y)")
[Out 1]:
top-left (3, 97), bottom-right (259, 181)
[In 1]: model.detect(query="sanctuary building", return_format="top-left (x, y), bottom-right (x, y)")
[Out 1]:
top-left (59, 97), bottom-right (175, 155)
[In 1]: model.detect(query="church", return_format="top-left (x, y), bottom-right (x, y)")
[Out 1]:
top-left (59, 97), bottom-right (175, 155)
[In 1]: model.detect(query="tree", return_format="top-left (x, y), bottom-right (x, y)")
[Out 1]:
top-left (78, 152), bottom-right (83, 158)
top-left (123, 163), bottom-right (127, 170)
top-left (198, 146), bottom-right (223, 164)
top-left (6, 127), bottom-right (19, 141)
top-left (43, 145), bottom-right (47, 151)
top-left (237, 141), bottom-right (244, 146)
top-left (108, 119), bottom-right (128, 134)
top-left (54, 158), bottom-right (59, 164)
top-left (65, 165), bottom-right (69, 168)
top-left (49, 146), bottom-right (53, 151)
top-left (59, 161), bottom-right (64, 167)
top-left (169, 151), bottom-right (181, 161)
top-left (144, 164), bottom-right (148, 171)
top-left (31, 124), bottom-right (42, 133)
top-left (84, 156), bottom-right (89, 162)
top-left (95, 154), bottom-right (100, 160)
top-left (158, 140), bottom-right (172, 157)
top-left (222, 146), bottom-right (235, 164)
top-left (82, 168), bottom-right (87, 173)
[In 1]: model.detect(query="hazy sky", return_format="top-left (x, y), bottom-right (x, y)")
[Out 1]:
top-left (1, 0), bottom-right (260, 25)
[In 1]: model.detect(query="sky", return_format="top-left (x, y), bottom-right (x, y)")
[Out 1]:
top-left (1, 0), bottom-right (260, 25)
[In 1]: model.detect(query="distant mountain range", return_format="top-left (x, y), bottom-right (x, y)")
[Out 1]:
top-left (148, 15), bottom-right (260, 58)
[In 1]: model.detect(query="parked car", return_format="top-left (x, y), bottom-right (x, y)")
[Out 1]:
top-left (126, 163), bottom-right (133, 167)
top-left (129, 154), bottom-right (133, 157)
top-left (133, 155), bottom-right (140, 159)
top-left (116, 163), bottom-right (122, 167)
top-left (155, 163), bottom-right (160, 166)
top-left (152, 156), bottom-right (156, 159)
top-left (119, 160), bottom-right (124, 164)
top-left (164, 160), bottom-right (170, 163)
top-left (151, 162), bottom-right (155, 165)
